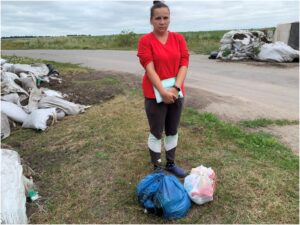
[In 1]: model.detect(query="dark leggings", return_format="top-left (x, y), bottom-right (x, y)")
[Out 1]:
top-left (144, 98), bottom-right (184, 165)
top-left (144, 98), bottom-right (184, 139)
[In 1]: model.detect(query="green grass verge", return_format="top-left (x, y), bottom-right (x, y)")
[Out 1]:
top-left (239, 118), bottom-right (299, 128)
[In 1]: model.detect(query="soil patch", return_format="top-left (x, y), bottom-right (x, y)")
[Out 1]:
top-left (40, 70), bottom-right (141, 105)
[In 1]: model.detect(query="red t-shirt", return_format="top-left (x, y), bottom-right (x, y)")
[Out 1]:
top-left (137, 31), bottom-right (189, 99)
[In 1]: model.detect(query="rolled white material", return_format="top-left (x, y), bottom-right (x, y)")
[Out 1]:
top-left (148, 133), bottom-right (161, 153)
top-left (1, 149), bottom-right (28, 224)
top-left (164, 133), bottom-right (178, 151)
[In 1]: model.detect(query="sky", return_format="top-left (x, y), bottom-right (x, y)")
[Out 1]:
top-left (1, 0), bottom-right (299, 37)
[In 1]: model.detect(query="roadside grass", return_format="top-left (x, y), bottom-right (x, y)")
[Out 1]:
top-left (2, 78), bottom-right (298, 223)
top-left (239, 118), bottom-right (299, 128)
top-left (1, 30), bottom-right (227, 54)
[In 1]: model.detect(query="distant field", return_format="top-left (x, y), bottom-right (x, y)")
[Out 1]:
top-left (2, 28), bottom-right (275, 54)
top-left (1, 30), bottom-right (228, 54)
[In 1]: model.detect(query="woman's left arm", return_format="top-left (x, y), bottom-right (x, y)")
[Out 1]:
top-left (175, 34), bottom-right (189, 88)
top-left (175, 66), bottom-right (188, 88)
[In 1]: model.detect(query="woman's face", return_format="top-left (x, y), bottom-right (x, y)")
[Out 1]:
top-left (150, 7), bottom-right (170, 34)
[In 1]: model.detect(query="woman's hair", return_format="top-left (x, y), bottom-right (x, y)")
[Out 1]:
top-left (151, 1), bottom-right (169, 19)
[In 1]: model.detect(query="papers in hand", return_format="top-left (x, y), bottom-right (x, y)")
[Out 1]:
top-left (153, 77), bottom-right (183, 103)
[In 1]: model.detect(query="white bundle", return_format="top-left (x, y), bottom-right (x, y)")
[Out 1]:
top-left (38, 96), bottom-right (88, 115)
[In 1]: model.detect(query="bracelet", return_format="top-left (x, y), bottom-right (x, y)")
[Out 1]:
top-left (172, 85), bottom-right (181, 92)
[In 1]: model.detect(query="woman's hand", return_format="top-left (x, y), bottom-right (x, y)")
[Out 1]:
top-left (169, 87), bottom-right (179, 98)
top-left (161, 90), bottom-right (177, 104)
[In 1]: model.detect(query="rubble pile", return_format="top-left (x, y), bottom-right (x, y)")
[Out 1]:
top-left (215, 30), bottom-right (299, 62)
top-left (1, 58), bottom-right (90, 139)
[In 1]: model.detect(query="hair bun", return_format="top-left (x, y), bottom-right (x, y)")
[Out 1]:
top-left (153, 1), bottom-right (162, 5)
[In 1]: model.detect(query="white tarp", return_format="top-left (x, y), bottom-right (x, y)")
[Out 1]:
top-left (257, 41), bottom-right (299, 62)
top-left (1, 149), bottom-right (28, 224)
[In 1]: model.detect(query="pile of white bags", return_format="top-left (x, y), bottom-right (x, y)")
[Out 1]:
top-left (1, 149), bottom-right (28, 224)
top-left (257, 41), bottom-right (299, 62)
top-left (217, 30), bottom-right (299, 62)
top-left (1, 59), bottom-right (90, 139)
top-left (184, 165), bottom-right (216, 205)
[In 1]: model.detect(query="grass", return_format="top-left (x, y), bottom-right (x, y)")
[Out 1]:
top-left (1, 56), bottom-right (298, 223)
top-left (1, 28), bottom-right (275, 54)
top-left (2, 30), bottom-right (229, 54)
top-left (239, 118), bottom-right (299, 128)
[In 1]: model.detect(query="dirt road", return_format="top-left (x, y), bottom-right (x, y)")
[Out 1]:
top-left (2, 50), bottom-right (299, 153)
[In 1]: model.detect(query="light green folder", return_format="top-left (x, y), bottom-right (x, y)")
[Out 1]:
top-left (153, 77), bottom-right (183, 103)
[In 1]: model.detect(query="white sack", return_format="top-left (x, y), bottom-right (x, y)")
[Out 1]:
top-left (11, 63), bottom-right (49, 76)
top-left (1, 79), bottom-right (29, 96)
top-left (1, 101), bottom-right (28, 124)
top-left (1, 149), bottom-right (28, 224)
top-left (22, 108), bottom-right (56, 131)
top-left (18, 77), bottom-right (36, 93)
top-left (1, 93), bottom-right (20, 105)
top-left (1, 71), bottom-right (19, 82)
top-left (1, 112), bottom-right (11, 140)
top-left (42, 88), bottom-right (64, 98)
top-left (257, 41), bottom-right (299, 62)
top-left (38, 96), bottom-right (88, 115)
top-left (55, 108), bottom-right (66, 120)
top-left (23, 87), bottom-right (43, 113)
top-left (0, 58), bottom-right (7, 65)
top-left (1, 63), bottom-right (14, 72)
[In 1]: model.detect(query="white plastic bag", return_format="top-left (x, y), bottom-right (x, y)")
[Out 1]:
top-left (184, 165), bottom-right (216, 205)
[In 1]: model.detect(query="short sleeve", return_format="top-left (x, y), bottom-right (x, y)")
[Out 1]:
top-left (137, 35), bottom-right (153, 69)
top-left (179, 34), bottom-right (189, 67)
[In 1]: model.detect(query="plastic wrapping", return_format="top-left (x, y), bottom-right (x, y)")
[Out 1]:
top-left (136, 171), bottom-right (191, 220)
top-left (184, 165), bottom-right (216, 205)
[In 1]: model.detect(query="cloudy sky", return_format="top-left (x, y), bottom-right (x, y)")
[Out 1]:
top-left (1, 0), bottom-right (299, 37)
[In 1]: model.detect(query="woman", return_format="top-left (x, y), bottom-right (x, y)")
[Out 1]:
top-left (137, 1), bottom-right (189, 178)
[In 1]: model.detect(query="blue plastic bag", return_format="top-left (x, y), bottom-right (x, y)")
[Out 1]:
top-left (136, 171), bottom-right (191, 220)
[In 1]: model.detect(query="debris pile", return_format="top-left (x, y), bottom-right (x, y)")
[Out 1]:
top-left (1, 58), bottom-right (90, 139)
top-left (214, 30), bottom-right (299, 62)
